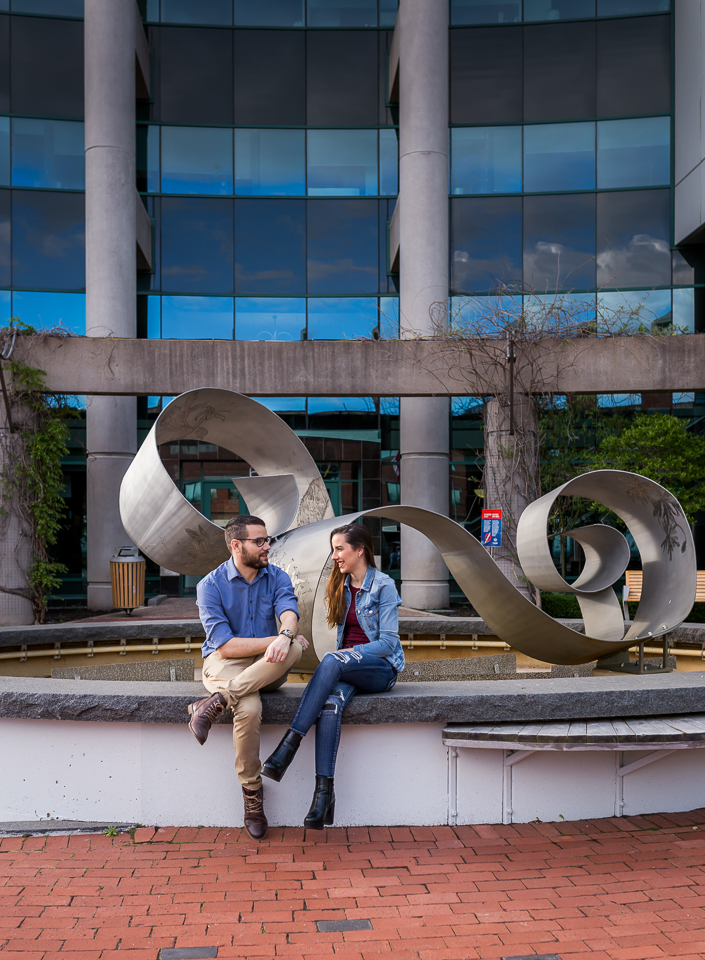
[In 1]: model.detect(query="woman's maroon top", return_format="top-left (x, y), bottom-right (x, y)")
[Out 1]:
top-left (342, 586), bottom-right (369, 648)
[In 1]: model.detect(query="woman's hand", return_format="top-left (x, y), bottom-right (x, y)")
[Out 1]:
top-left (296, 634), bottom-right (310, 651)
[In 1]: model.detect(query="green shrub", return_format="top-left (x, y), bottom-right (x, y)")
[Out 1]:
top-left (541, 593), bottom-right (705, 624)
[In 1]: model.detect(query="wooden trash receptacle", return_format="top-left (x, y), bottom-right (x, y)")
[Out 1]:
top-left (110, 546), bottom-right (146, 615)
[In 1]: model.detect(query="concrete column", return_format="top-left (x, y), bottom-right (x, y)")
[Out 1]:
top-left (397, 0), bottom-right (450, 609)
top-left (84, 0), bottom-right (138, 610)
top-left (484, 396), bottom-right (539, 601)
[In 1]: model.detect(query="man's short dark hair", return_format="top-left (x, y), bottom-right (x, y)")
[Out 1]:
top-left (224, 515), bottom-right (266, 547)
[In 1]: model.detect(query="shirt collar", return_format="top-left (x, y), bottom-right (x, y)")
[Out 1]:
top-left (227, 557), bottom-right (270, 582)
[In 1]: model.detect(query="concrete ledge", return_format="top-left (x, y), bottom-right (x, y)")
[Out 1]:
top-left (3, 672), bottom-right (705, 726)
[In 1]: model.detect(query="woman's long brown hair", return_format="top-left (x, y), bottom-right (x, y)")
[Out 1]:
top-left (324, 524), bottom-right (377, 628)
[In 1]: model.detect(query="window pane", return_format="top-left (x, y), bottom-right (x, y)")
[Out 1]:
top-left (307, 198), bottom-right (379, 295)
top-left (161, 127), bottom-right (232, 195)
top-left (598, 289), bottom-right (671, 334)
top-left (524, 193), bottom-right (596, 292)
top-left (451, 126), bottom-right (521, 195)
top-left (161, 295), bottom-right (233, 339)
top-left (307, 0), bottom-right (377, 26)
top-left (307, 31), bottom-right (378, 126)
top-left (0, 16), bottom-right (8, 114)
top-left (307, 130), bottom-right (377, 197)
top-left (0, 117), bottom-right (8, 186)
top-left (234, 0), bottom-right (304, 25)
top-left (597, 17), bottom-right (670, 118)
top-left (524, 122), bottom-right (595, 192)
top-left (379, 0), bottom-right (398, 26)
top-left (161, 197), bottom-right (234, 293)
top-left (451, 196), bottom-right (522, 294)
top-left (11, 291), bottom-right (85, 335)
top-left (12, 190), bottom-right (84, 289)
top-left (0, 291), bottom-right (9, 326)
top-left (161, 0), bottom-right (231, 23)
top-left (12, 0), bottom-right (83, 11)
top-left (11, 119), bottom-right (84, 190)
top-left (137, 124), bottom-right (160, 193)
top-left (234, 30), bottom-right (305, 125)
top-left (672, 249), bottom-right (696, 286)
top-left (379, 129), bottom-right (398, 197)
top-left (234, 129), bottom-right (304, 196)
top-left (257, 396), bottom-right (307, 412)
top-left (156, 26), bottom-right (233, 124)
top-left (450, 0), bottom-right (521, 24)
top-left (235, 198), bottom-right (305, 295)
top-left (524, 0), bottom-right (595, 18)
top-left (673, 288), bottom-right (694, 334)
top-left (597, 117), bottom-right (670, 190)
top-left (379, 296), bottom-right (399, 337)
top-left (308, 298), bottom-right (379, 339)
top-left (11, 17), bottom-right (83, 118)
top-left (524, 22), bottom-right (596, 122)
top-left (596, 189), bottom-right (671, 289)
top-left (597, 0), bottom-right (670, 13)
top-left (450, 27), bottom-right (522, 124)
top-left (0, 189), bottom-right (9, 287)
top-left (235, 297), bottom-right (305, 340)
top-left (147, 295), bottom-right (161, 337)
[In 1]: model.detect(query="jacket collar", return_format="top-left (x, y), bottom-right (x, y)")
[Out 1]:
top-left (344, 566), bottom-right (376, 593)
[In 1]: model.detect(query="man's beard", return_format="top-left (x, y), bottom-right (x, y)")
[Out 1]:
top-left (241, 546), bottom-right (269, 570)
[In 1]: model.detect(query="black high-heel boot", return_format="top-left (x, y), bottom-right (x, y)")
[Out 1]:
top-left (262, 729), bottom-right (302, 782)
top-left (304, 775), bottom-right (335, 830)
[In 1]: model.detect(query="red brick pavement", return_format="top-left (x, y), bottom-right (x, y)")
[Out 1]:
top-left (3, 810), bottom-right (705, 960)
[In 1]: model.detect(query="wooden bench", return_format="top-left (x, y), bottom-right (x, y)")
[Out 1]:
top-left (443, 715), bottom-right (705, 825)
top-left (623, 570), bottom-right (705, 620)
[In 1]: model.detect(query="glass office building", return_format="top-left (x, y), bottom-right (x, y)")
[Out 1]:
top-left (0, 0), bottom-right (702, 606)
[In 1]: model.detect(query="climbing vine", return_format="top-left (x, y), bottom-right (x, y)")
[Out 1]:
top-left (0, 322), bottom-right (74, 623)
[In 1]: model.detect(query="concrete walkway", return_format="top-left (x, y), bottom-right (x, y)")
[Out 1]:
top-left (3, 812), bottom-right (705, 960)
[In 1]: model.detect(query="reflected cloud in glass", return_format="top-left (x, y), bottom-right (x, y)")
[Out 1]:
top-left (596, 189), bottom-right (670, 288)
top-left (12, 190), bottom-right (85, 290)
top-left (306, 198), bottom-right (378, 295)
top-left (161, 197), bottom-right (234, 293)
top-left (235, 297), bottom-right (305, 340)
top-left (451, 197), bottom-right (522, 294)
top-left (523, 193), bottom-right (596, 291)
top-left (235, 129), bottom-right (305, 196)
top-left (597, 289), bottom-right (671, 334)
top-left (161, 295), bottom-right (234, 339)
top-left (451, 126), bottom-right (521, 195)
top-left (235, 198), bottom-right (306, 295)
top-left (161, 127), bottom-right (233, 195)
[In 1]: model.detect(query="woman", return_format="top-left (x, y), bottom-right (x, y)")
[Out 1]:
top-left (262, 523), bottom-right (404, 828)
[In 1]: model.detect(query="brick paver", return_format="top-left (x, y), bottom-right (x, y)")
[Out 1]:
top-left (3, 810), bottom-right (705, 960)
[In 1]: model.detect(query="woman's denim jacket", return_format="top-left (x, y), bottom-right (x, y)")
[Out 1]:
top-left (336, 567), bottom-right (405, 673)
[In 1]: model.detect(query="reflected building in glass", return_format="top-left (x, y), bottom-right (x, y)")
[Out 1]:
top-left (0, 0), bottom-right (703, 607)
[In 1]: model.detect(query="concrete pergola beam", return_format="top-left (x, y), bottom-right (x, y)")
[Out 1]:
top-left (14, 333), bottom-right (705, 397)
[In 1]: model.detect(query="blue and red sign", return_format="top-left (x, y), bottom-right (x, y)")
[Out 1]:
top-left (481, 508), bottom-right (502, 547)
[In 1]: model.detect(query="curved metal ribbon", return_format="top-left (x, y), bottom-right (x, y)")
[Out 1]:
top-left (120, 389), bottom-right (696, 668)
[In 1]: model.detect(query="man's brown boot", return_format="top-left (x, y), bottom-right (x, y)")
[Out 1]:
top-left (187, 692), bottom-right (227, 745)
top-left (242, 785), bottom-right (268, 840)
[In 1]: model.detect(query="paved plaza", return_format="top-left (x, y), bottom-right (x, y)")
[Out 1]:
top-left (3, 811), bottom-right (705, 960)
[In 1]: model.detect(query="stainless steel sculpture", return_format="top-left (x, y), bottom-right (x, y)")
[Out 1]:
top-left (120, 389), bottom-right (696, 668)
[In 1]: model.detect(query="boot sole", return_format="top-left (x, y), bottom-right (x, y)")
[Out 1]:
top-left (261, 763), bottom-right (283, 783)
top-left (187, 703), bottom-right (206, 746)
top-left (305, 801), bottom-right (335, 830)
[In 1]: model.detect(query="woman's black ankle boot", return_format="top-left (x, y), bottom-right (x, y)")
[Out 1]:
top-left (261, 729), bottom-right (302, 782)
top-left (304, 775), bottom-right (335, 830)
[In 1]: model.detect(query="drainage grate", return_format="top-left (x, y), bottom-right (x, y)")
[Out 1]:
top-left (159, 950), bottom-right (218, 960)
top-left (316, 919), bottom-right (373, 932)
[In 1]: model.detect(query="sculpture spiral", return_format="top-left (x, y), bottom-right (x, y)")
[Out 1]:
top-left (120, 389), bottom-right (696, 668)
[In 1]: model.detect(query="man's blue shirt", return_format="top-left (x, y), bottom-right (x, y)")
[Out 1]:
top-left (197, 558), bottom-right (299, 659)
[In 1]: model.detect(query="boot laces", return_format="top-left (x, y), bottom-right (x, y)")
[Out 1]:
top-left (203, 696), bottom-right (225, 723)
top-left (244, 789), bottom-right (262, 813)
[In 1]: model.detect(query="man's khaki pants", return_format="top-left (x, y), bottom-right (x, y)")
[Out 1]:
top-left (201, 641), bottom-right (302, 789)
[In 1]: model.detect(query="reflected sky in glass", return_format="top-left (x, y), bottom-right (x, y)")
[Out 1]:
top-left (379, 296), bottom-right (399, 338)
top-left (255, 396), bottom-right (307, 411)
top-left (12, 190), bottom-right (85, 290)
top-left (11, 291), bottom-right (85, 334)
top-left (379, 0), bottom-right (398, 26)
top-left (308, 396), bottom-right (374, 412)
top-left (307, 198), bottom-right (378, 295)
top-left (524, 0), bottom-right (595, 18)
top-left (524, 122), bottom-right (595, 192)
top-left (451, 0), bottom-right (521, 24)
top-left (11, 0), bottom-right (83, 12)
top-left (597, 289), bottom-right (671, 334)
top-left (147, 295), bottom-right (161, 338)
top-left (161, 127), bottom-right (233, 195)
top-left (673, 288), bottom-right (694, 334)
top-left (308, 130), bottom-right (378, 197)
top-left (161, 295), bottom-right (234, 339)
top-left (146, 126), bottom-right (159, 193)
top-left (235, 297), bottom-right (305, 340)
top-left (161, 0), bottom-right (231, 23)
top-left (379, 129), bottom-right (398, 197)
top-left (235, 199), bottom-right (306, 295)
top-left (12, 119), bottom-right (84, 190)
top-left (161, 197), bottom-right (234, 294)
top-left (523, 193), bottom-right (595, 291)
top-left (524, 291), bottom-right (596, 331)
top-left (597, 117), bottom-right (670, 189)
top-left (451, 126), bottom-right (521, 195)
top-left (0, 119), bottom-right (8, 186)
top-left (307, 0), bottom-right (377, 25)
top-left (0, 192), bottom-right (8, 287)
top-left (307, 297), bottom-right (379, 339)
top-left (0, 291), bottom-right (10, 325)
top-left (451, 197), bottom-right (522, 294)
top-left (596, 189), bottom-right (671, 289)
top-left (235, 129), bottom-right (305, 196)
top-left (450, 294), bottom-right (523, 333)
top-left (597, 0), bottom-right (669, 12)
top-left (234, 0), bottom-right (304, 26)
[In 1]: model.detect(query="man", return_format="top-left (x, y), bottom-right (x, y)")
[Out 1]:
top-left (188, 514), bottom-right (308, 840)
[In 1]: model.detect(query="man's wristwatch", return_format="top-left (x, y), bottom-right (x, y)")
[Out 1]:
top-left (279, 628), bottom-right (295, 643)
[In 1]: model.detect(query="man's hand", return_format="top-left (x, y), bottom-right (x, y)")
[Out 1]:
top-left (264, 634), bottom-right (293, 663)
top-left (296, 634), bottom-right (309, 652)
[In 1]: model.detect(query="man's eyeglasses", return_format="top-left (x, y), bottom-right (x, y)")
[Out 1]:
top-left (235, 537), bottom-right (273, 547)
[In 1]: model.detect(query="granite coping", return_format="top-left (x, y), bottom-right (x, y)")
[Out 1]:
top-left (1, 618), bottom-right (703, 648)
top-left (3, 672), bottom-right (705, 726)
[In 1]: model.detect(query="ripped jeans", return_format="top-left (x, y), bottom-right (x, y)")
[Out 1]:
top-left (289, 648), bottom-right (397, 777)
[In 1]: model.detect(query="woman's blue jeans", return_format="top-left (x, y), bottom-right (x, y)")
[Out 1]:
top-left (290, 648), bottom-right (396, 777)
